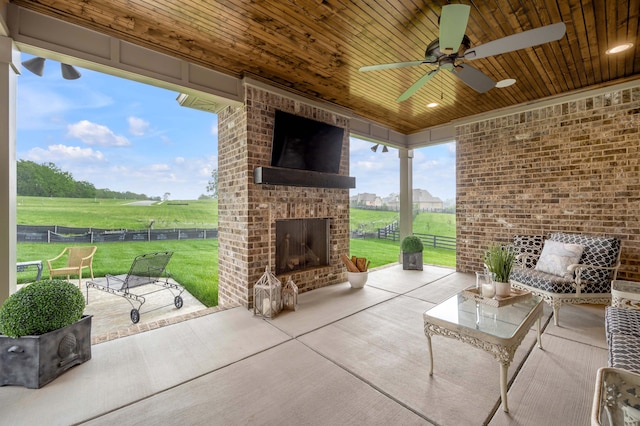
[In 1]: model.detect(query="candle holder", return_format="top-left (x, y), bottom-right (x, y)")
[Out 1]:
top-left (282, 276), bottom-right (298, 311)
top-left (253, 266), bottom-right (282, 318)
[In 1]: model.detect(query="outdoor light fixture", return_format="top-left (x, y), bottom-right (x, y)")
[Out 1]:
top-left (61, 64), bottom-right (82, 80)
top-left (21, 57), bottom-right (82, 80)
top-left (371, 144), bottom-right (379, 152)
top-left (606, 43), bottom-right (633, 55)
top-left (496, 78), bottom-right (516, 88)
top-left (382, 145), bottom-right (389, 153)
top-left (21, 57), bottom-right (45, 76)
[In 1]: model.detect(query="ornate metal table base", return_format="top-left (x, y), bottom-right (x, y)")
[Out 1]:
top-left (424, 297), bottom-right (543, 413)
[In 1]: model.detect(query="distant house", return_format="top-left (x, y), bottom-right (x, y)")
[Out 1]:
top-left (413, 189), bottom-right (443, 211)
top-left (384, 189), bottom-right (443, 211)
top-left (350, 193), bottom-right (382, 208)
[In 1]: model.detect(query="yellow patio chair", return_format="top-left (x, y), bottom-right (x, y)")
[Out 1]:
top-left (46, 246), bottom-right (97, 288)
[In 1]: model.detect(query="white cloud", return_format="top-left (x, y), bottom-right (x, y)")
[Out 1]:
top-left (25, 144), bottom-right (105, 162)
top-left (175, 157), bottom-right (185, 164)
top-left (67, 120), bottom-right (130, 147)
top-left (128, 116), bottom-right (150, 136)
top-left (150, 164), bottom-right (170, 171)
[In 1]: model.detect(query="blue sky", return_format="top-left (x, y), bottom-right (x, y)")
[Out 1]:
top-left (17, 55), bottom-right (456, 202)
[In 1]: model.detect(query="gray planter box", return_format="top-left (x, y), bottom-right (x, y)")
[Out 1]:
top-left (402, 252), bottom-right (423, 271)
top-left (0, 315), bottom-right (92, 389)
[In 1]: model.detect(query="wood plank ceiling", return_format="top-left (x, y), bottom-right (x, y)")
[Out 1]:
top-left (10, 0), bottom-right (640, 134)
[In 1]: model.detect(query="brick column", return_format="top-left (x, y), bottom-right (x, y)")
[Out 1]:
top-left (218, 86), bottom-right (351, 308)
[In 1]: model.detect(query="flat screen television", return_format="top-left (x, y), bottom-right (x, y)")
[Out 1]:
top-left (270, 110), bottom-right (345, 174)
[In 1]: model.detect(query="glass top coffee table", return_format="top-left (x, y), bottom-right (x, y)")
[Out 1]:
top-left (423, 292), bottom-right (543, 413)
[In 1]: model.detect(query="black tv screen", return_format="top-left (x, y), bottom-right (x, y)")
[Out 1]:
top-left (270, 110), bottom-right (345, 174)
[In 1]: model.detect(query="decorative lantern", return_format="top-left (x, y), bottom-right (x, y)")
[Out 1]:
top-left (253, 266), bottom-right (282, 318)
top-left (282, 276), bottom-right (298, 311)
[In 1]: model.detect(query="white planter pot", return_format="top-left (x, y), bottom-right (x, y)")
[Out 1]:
top-left (495, 281), bottom-right (511, 298)
top-left (347, 271), bottom-right (368, 289)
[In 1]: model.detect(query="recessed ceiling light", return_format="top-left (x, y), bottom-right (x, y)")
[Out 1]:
top-left (606, 43), bottom-right (633, 54)
top-left (427, 102), bottom-right (439, 108)
top-left (496, 78), bottom-right (516, 88)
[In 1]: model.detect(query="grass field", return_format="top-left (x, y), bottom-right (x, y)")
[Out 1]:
top-left (17, 196), bottom-right (218, 229)
top-left (16, 198), bottom-right (456, 307)
top-left (17, 240), bottom-right (219, 306)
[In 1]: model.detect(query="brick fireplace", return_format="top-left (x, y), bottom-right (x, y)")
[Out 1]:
top-left (275, 218), bottom-right (330, 275)
top-left (217, 85), bottom-right (351, 309)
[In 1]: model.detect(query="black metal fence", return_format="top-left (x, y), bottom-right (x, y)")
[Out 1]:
top-left (17, 225), bottom-right (218, 243)
top-left (377, 221), bottom-right (399, 240)
top-left (375, 222), bottom-right (456, 251)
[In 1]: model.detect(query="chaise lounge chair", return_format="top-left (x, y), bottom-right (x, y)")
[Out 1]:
top-left (85, 251), bottom-right (184, 324)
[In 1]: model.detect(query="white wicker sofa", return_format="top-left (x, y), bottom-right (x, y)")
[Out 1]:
top-left (510, 232), bottom-right (621, 326)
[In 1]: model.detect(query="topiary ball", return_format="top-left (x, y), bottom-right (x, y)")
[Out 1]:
top-left (0, 279), bottom-right (85, 338)
top-left (401, 235), bottom-right (424, 253)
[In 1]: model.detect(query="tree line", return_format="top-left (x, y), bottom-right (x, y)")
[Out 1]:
top-left (17, 160), bottom-right (158, 200)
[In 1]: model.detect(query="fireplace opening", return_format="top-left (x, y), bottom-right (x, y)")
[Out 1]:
top-left (276, 219), bottom-right (329, 275)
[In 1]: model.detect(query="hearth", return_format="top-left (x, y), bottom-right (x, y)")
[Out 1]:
top-left (276, 219), bottom-right (329, 275)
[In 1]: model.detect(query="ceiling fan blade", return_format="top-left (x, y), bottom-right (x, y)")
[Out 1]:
top-left (359, 60), bottom-right (430, 72)
top-left (464, 22), bottom-right (566, 60)
top-left (451, 64), bottom-right (495, 93)
top-left (397, 69), bottom-right (439, 102)
top-left (439, 4), bottom-right (471, 54)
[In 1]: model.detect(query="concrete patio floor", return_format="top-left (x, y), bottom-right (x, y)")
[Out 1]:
top-left (0, 264), bottom-right (607, 425)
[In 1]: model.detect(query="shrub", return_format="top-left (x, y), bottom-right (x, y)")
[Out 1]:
top-left (401, 235), bottom-right (424, 253)
top-left (0, 280), bottom-right (85, 338)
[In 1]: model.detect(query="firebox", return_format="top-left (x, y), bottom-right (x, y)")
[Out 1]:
top-left (275, 219), bottom-right (329, 275)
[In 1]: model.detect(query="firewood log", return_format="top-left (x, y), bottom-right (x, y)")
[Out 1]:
top-left (341, 255), bottom-right (360, 272)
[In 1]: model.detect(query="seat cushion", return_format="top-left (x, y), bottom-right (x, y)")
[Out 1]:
top-left (606, 306), bottom-right (640, 341)
top-left (534, 240), bottom-right (584, 278)
top-left (510, 267), bottom-right (576, 293)
top-left (609, 333), bottom-right (640, 374)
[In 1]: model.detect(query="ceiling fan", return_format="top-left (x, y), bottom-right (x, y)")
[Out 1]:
top-left (359, 4), bottom-right (566, 102)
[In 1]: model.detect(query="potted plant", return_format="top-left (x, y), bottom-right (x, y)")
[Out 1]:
top-left (0, 279), bottom-right (92, 388)
top-left (401, 235), bottom-right (424, 271)
top-left (484, 244), bottom-right (516, 297)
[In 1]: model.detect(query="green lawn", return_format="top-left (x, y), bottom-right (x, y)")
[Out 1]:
top-left (17, 196), bottom-right (218, 229)
top-left (413, 211), bottom-right (456, 237)
top-left (350, 238), bottom-right (456, 269)
top-left (16, 198), bottom-right (456, 307)
top-left (17, 240), bottom-right (219, 307)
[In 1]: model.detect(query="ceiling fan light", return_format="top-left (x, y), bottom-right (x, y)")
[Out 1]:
top-left (22, 57), bottom-right (46, 76)
top-left (606, 43), bottom-right (633, 55)
top-left (371, 144), bottom-right (379, 152)
top-left (427, 102), bottom-right (439, 108)
top-left (61, 63), bottom-right (82, 80)
top-left (496, 78), bottom-right (516, 88)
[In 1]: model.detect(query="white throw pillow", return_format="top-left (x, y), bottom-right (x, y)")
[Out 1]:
top-left (534, 240), bottom-right (584, 277)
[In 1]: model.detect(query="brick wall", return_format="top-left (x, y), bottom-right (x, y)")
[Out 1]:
top-left (218, 86), bottom-right (350, 308)
top-left (456, 86), bottom-right (640, 281)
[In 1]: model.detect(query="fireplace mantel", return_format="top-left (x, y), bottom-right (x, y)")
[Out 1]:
top-left (254, 167), bottom-right (355, 189)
